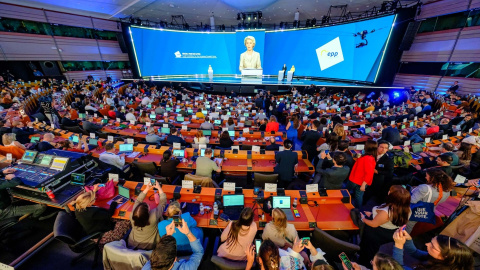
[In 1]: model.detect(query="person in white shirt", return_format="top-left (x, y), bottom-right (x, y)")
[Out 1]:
top-left (99, 143), bottom-right (125, 169)
top-left (125, 108), bottom-right (136, 122)
top-left (141, 96), bottom-right (152, 106)
top-left (318, 101), bottom-right (328, 111)
top-left (255, 110), bottom-right (267, 121)
top-left (105, 96), bottom-right (115, 106)
top-left (84, 101), bottom-right (97, 112)
top-left (199, 117), bottom-right (214, 130)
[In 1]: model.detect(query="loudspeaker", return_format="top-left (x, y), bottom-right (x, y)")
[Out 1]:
top-left (39, 61), bottom-right (61, 76)
top-left (399, 21), bottom-right (421, 51)
top-left (116, 33), bottom-right (129, 53)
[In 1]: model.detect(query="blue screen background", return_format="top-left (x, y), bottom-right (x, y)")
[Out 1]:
top-left (130, 15), bottom-right (395, 82)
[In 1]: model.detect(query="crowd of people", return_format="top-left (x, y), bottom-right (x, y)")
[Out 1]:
top-left (0, 77), bottom-right (478, 269)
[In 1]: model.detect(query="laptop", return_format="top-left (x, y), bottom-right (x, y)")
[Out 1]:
top-left (202, 130), bottom-right (212, 136)
top-left (149, 114), bottom-right (156, 119)
top-left (20, 150), bottom-right (37, 164)
top-left (70, 135), bottom-right (79, 143)
top-left (118, 143), bottom-right (133, 154)
top-left (160, 127), bottom-right (170, 134)
top-left (223, 194), bottom-right (244, 220)
top-left (70, 173), bottom-right (86, 186)
top-left (173, 149), bottom-right (185, 158)
top-left (108, 185), bottom-right (130, 206)
top-left (200, 148), bottom-right (214, 157)
top-left (177, 116), bottom-right (185, 122)
top-left (214, 120), bottom-right (222, 125)
top-left (30, 137), bottom-right (40, 143)
top-left (272, 196), bottom-right (294, 221)
top-left (228, 130), bottom-right (235, 139)
top-left (88, 139), bottom-right (98, 146)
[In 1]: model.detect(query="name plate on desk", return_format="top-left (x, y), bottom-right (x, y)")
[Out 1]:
top-left (252, 146), bottom-right (260, 153)
top-left (116, 118), bottom-right (121, 122)
top-left (454, 175), bottom-right (466, 184)
top-left (224, 182), bottom-right (235, 191)
top-left (127, 138), bottom-right (134, 144)
top-left (425, 138), bottom-right (431, 143)
top-left (442, 135), bottom-right (448, 140)
top-left (265, 183), bottom-right (277, 193)
top-left (356, 144), bottom-right (364, 150)
top-left (146, 122), bottom-right (151, 127)
top-left (108, 136), bottom-right (114, 142)
top-left (243, 128), bottom-right (249, 133)
top-left (130, 120), bottom-right (135, 125)
top-left (173, 143), bottom-right (181, 149)
top-left (457, 131), bottom-right (461, 136)
top-left (404, 140), bottom-right (410, 146)
top-left (182, 180), bottom-right (194, 189)
top-left (6, 153), bottom-right (12, 161)
top-left (109, 173), bottom-right (119, 182)
top-left (182, 125), bottom-right (187, 130)
top-left (163, 124), bottom-right (169, 128)
top-left (0, 262), bottom-right (14, 270)
top-left (199, 144), bottom-right (207, 149)
top-left (306, 184), bottom-right (318, 193)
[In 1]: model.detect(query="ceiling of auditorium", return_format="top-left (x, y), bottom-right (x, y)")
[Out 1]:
top-left (3, 0), bottom-right (386, 26)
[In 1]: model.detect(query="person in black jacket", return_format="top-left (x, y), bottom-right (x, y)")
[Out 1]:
top-left (301, 120), bottom-right (322, 162)
top-left (218, 131), bottom-right (234, 149)
top-left (37, 133), bottom-right (56, 152)
top-left (274, 140), bottom-right (298, 188)
top-left (11, 120), bottom-right (35, 144)
top-left (363, 140), bottom-right (394, 205)
top-left (313, 151), bottom-right (350, 189)
top-left (60, 111), bottom-right (79, 127)
top-left (265, 136), bottom-right (280, 151)
top-left (74, 186), bottom-right (130, 247)
top-left (380, 122), bottom-right (401, 146)
top-left (0, 168), bottom-right (46, 220)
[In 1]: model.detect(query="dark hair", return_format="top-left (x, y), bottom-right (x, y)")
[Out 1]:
top-left (338, 140), bottom-right (350, 151)
top-left (326, 134), bottom-right (339, 152)
top-left (283, 139), bottom-right (293, 149)
top-left (132, 202), bottom-right (150, 228)
top-left (226, 207), bottom-right (253, 250)
top-left (163, 150), bottom-right (172, 162)
top-left (382, 185), bottom-right (411, 226)
top-left (320, 117), bottom-right (327, 125)
top-left (438, 154), bottom-right (453, 164)
top-left (374, 252), bottom-right (403, 270)
top-left (170, 127), bottom-right (177, 135)
top-left (382, 121), bottom-right (390, 127)
top-left (311, 261), bottom-right (334, 270)
top-left (422, 235), bottom-right (474, 270)
top-left (442, 142), bottom-right (454, 152)
top-left (227, 118), bottom-right (234, 126)
top-left (105, 143), bottom-right (115, 151)
top-left (259, 240), bottom-right (280, 270)
top-left (333, 152), bottom-right (347, 166)
top-left (363, 140), bottom-right (378, 158)
top-left (425, 168), bottom-right (455, 192)
top-left (377, 140), bottom-right (389, 147)
top-left (150, 235), bottom-right (177, 270)
top-left (312, 120), bottom-right (320, 128)
top-left (220, 131), bottom-right (230, 140)
top-left (458, 142), bottom-right (472, 161)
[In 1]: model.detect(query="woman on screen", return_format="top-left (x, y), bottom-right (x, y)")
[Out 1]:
top-left (239, 36), bottom-right (262, 71)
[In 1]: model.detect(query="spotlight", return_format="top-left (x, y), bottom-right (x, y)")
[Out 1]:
top-left (393, 91), bottom-right (400, 99)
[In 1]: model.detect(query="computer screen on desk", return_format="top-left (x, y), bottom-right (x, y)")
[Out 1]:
top-left (21, 150), bottom-right (37, 163)
top-left (228, 131), bottom-right (235, 137)
top-left (223, 195), bottom-right (244, 207)
top-left (160, 127), bottom-right (170, 134)
top-left (118, 185), bottom-right (130, 199)
top-left (272, 196), bottom-right (291, 209)
top-left (50, 157), bottom-right (69, 171)
top-left (34, 154), bottom-right (54, 166)
top-left (202, 130), bottom-right (212, 136)
top-left (173, 149), bottom-right (185, 158)
top-left (119, 144), bottom-right (133, 153)
top-left (200, 149), bottom-right (213, 157)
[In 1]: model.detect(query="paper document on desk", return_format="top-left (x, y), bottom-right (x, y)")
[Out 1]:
top-left (127, 152), bottom-right (140, 158)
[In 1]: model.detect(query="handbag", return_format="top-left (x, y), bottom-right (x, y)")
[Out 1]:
top-left (410, 184), bottom-right (443, 224)
top-left (84, 179), bottom-right (116, 200)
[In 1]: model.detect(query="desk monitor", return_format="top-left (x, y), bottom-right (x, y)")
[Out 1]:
top-left (119, 143), bottom-right (133, 153)
top-left (79, 113), bottom-right (86, 119)
top-left (214, 120), bottom-right (222, 125)
top-left (411, 143), bottom-right (424, 153)
top-left (223, 194), bottom-right (244, 207)
top-left (88, 139), bottom-right (98, 146)
top-left (50, 157), bottom-right (69, 171)
top-left (228, 131), bottom-right (235, 137)
top-left (272, 196), bottom-right (291, 209)
top-left (70, 173), bottom-right (85, 186)
top-left (202, 130), bottom-right (212, 136)
top-left (187, 109), bottom-right (193, 114)
top-left (30, 137), bottom-right (40, 143)
top-left (21, 150), bottom-right (37, 164)
top-left (35, 154), bottom-right (54, 166)
top-left (166, 107), bottom-right (172, 112)
top-left (149, 114), bottom-right (156, 119)
top-left (118, 185), bottom-right (130, 199)
top-left (71, 135), bottom-right (79, 143)
top-left (175, 108), bottom-right (181, 113)
top-left (202, 110), bottom-right (208, 115)
top-left (200, 148), bottom-right (214, 157)
top-left (160, 127), bottom-right (170, 134)
top-left (244, 113), bottom-right (249, 117)
top-left (173, 149), bottom-right (185, 158)
top-left (177, 116), bottom-right (185, 122)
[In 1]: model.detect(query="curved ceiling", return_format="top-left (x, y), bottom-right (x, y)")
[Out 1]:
top-left (2, 0), bottom-right (384, 26)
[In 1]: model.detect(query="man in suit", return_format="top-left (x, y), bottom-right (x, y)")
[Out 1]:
top-left (301, 120), bottom-right (322, 162)
top-left (82, 116), bottom-right (103, 134)
top-left (265, 137), bottom-right (280, 151)
top-left (166, 128), bottom-right (186, 146)
top-left (380, 121), bottom-right (401, 146)
top-left (313, 151), bottom-right (350, 190)
top-left (37, 133), bottom-right (56, 152)
top-left (274, 140), bottom-right (298, 188)
top-left (363, 140), bottom-right (394, 205)
top-left (11, 120), bottom-right (35, 144)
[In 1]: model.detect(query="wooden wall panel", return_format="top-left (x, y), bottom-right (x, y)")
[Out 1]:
top-left (418, 0), bottom-right (470, 20)
top-left (0, 32), bottom-right (59, 61)
top-left (92, 19), bottom-right (122, 32)
top-left (44, 11), bottom-right (93, 28)
top-left (64, 70), bottom-right (124, 81)
top-left (0, 3), bottom-right (47, 23)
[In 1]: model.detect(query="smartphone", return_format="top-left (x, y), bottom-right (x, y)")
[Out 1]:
top-left (339, 252), bottom-right (353, 270)
top-left (255, 239), bottom-right (262, 255)
top-left (302, 237), bottom-right (310, 245)
top-left (173, 214), bottom-right (182, 226)
top-left (325, 150), bottom-right (329, 155)
top-left (98, 184), bottom-right (106, 187)
top-left (400, 225), bottom-right (406, 231)
top-left (150, 179), bottom-right (156, 185)
top-left (350, 150), bottom-right (357, 155)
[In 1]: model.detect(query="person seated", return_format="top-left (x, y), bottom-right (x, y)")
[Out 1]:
top-left (407, 121), bottom-right (427, 143)
top-left (313, 152), bottom-right (350, 189)
top-left (142, 219), bottom-right (204, 270)
top-left (219, 131), bottom-right (234, 149)
top-left (74, 186), bottom-right (130, 248)
top-left (194, 130), bottom-right (208, 145)
top-left (265, 136), bottom-right (280, 151)
top-left (381, 121), bottom-right (401, 146)
top-left (128, 182), bottom-right (166, 250)
top-left (274, 139), bottom-right (298, 188)
top-left (11, 120), bottom-right (35, 144)
top-left (82, 116), bottom-right (103, 134)
top-left (195, 108), bottom-right (205, 119)
top-left (84, 100), bottom-right (97, 113)
top-left (195, 148), bottom-right (221, 178)
top-left (255, 109), bottom-right (267, 121)
top-left (262, 208), bottom-right (298, 249)
top-left (60, 111), bottom-right (79, 127)
top-left (57, 137), bottom-right (89, 153)
top-left (145, 127), bottom-right (164, 145)
top-left (99, 143), bottom-right (125, 170)
top-left (138, 111), bottom-right (151, 124)
top-left (418, 101), bottom-right (432, 115)
top-left (158, 201), bottom-right (203, 254)
top-left (160, 150), bottom-right (180, 181)
top-left (37, 133), bottom-right (56, 152)
top-left (258, 118), bottom-right (267, 132)
top-left (0, 133), bottom-right (25, 160)
top-left (166, 128), bottom-right (186, 146)
top-left (393, 230), bottom-right (474, 270)
top-left (199, 117), bottom-right (214, 130)
top-left (226, 118), bottom-right (236, 131)
top-left (426, 120), bottom-right (440, 135)
top-left (217, 207), bottom-right (257, 261)
top-left (346, 252), bottom-right (403, 270)
top-left (266, 115), bottom-right (280, 133)
top-left (413, 153), bottom-right (454, 179)
top-left (438, 142), bottom-right (459, 166)
top-left (0, 168), bottom-right (47, 220)
top-left (321, 140), bottom-right (355, 170)
top-left (125, 108), bottom-right (136, 122)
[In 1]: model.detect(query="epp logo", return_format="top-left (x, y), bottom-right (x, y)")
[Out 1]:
top-left (316, 37), bottom-right (344, 71)
top-left (174, 51), bottom-right (182, 58)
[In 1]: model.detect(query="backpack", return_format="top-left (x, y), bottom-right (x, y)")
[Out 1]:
top-left (391, 150), bottom-right (413, 168)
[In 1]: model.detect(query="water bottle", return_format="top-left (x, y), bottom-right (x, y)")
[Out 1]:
top-left (46, 187), bottom-right (55, 199)
top-left (213, 202), bottom-right (219, 216)
top-left (293, 198), bottom-right (298, 208)
top-left (199, 203), bottom-right (204, 215)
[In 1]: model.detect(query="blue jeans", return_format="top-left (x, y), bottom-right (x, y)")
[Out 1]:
top-left (347, 181), bottom-right (364, 208)
top-left (409, 134), bottom-right (424, 143)
top-left (287, 136), bottom-right (297, 150)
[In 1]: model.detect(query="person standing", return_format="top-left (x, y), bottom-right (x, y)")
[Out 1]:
top-left (347, 140), bottom-right (377, 208)
top-left (274, 140), bottom-right (298, 188)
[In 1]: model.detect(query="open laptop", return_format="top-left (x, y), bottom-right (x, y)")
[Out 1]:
top-left (20, 150), bottom-right (38, 164)
top-left (88, 138), bottom-right (98, 146)
top-left (223, 194), bottom-right (244, 221)
top-left (173, 149), bottom-right (185, 158)
top-left (118, 143), bottom-right (133, 154)
top-left (200, 148), bottom-right (214, 157)
top-left (177, 116), bottom-right (185, 122)
top-left (202, 130), bottom-right (212, 136)
top-left (70, 173), bottom-right (86, 186)
top-left (228, 130), bottom-right (235, 139)
top-left (272, 196), bottom-right (294, 221)
top-left (160, 127), bottom-right (170, 134)
top-left (214, 120), bottom-right (222, 125)
top-left (30, 137), bottom-right (40, 143)
top-left (108, 185), bottom-right (130, 206)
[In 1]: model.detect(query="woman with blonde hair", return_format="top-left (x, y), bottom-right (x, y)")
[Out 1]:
top-left (0, 133), bottom-right (25, 160)
top-left (74, 185), bottom-right (130, 248)
top-left (157, 200), bottom-right (203, 253)
top-left (332, 123), bottom-right (346, 140)
top-left (262, 208), bottom-right (299, 249)
top-left (239, 35), bottom-right (262, 71)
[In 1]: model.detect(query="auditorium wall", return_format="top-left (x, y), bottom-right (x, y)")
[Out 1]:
top-left (393, 0), bottom-right (480, 95)
top-left (0, 3), bottom-right (129, 81)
